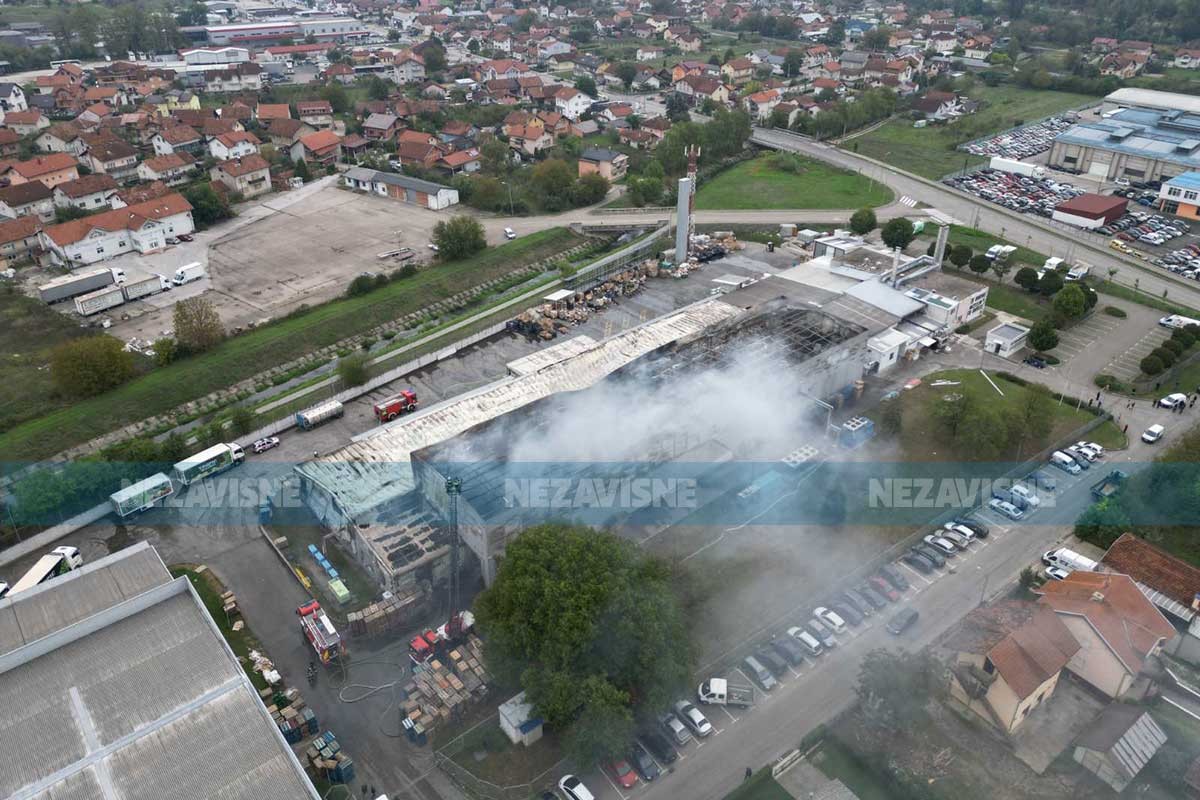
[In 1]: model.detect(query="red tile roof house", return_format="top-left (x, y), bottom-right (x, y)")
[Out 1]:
top-left (211, 154), bottom-right (272, 199)
top-left (296, 100), bottom-right (334, 128)
top-left (6, 153), bottom-right (79, 189)
top-left (208, 130), bottom-right (261, 161)
top-left (255, 103), bottom-right (292, 122)
top-left (152, 124), bottom-right (203, 156)
top-left (137, 152), bottom-right (198, 186)
top-left (39, 193), bottom-right (195, 267)
top-left (290, 129), bottom-right (342, 167)
top-left (0, 215), bottom-right (44, 263)
top-left (52, 173), bottom-right (119, 212)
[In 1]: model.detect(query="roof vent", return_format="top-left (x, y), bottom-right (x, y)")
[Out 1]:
top-left (1091, 591), bottom-right (1106, 603)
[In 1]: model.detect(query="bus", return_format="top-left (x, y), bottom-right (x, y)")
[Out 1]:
top-left (110, 472), bottom-right (174, 518)
top-left (171, 442), bottom-right (245, 487)
top-left (8, 546), bottom-right (83, 597)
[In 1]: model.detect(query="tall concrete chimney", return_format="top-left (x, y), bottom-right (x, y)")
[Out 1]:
top-left (889, 247), bottom-right (900, 286)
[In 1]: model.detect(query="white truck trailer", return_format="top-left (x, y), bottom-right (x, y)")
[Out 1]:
top-left (121, 273), bottom-right (166, 301)
top-left (110, 472), bottom-right (174, 517)
top-left (172, 442), bottom-right (245, 486)
top-left (74, 284), bottom-right (125, 316)
top-left (989, 156), bottom-right (1045, 179)
top-left (38, 267), bottom-right (116, 303)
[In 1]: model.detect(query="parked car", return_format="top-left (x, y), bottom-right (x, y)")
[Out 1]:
top-left (1143, 424), bottom-right (1165, 443)
top-left (1158, 392), bottom-right (1188, 409)
top-left (1044, 565), bottom-right (1071, 581)
top-left (857, 583), bottom-right (890, 609)
top-left (1023, 355), bottom-right (1046, 369)
top-left (1026, 470), bottom-right (1057, 493)
top-left (923, 533), bottom-right (958, 556)
top-left (673, 701), bottom-right (712, 737)
top-left (629, 741), bottom-right (660, 781)
top-left (754, 645), bottom-right (790, 676)
top-left (902, 552), bottom-right (934, 574)
top-left (640, 730), bottom-right (678, 765)
top-left (943, 522), bottom-right (977, 543)
top-left (252, 436), bottom-right (280, 454)
top-left (886, 607), bottom-right (919, 635)
top-left (770, 633), bottom-right (808, 665)
top-left (177, 233), bottom-right (194, 243)
top-left (805, 619), bottom-right (838, 648)
top-left (504, 227), bottom-right (517, 240)
top-left (937, 527), bottom-right (972, 550)
top-left (786, 626), bottom-right (824, 657)
top-left (605, 759), bottom-right (639, 789)
top-left (988, 497), bottom-right (1025, 520)
top-left (744, 655), bottom-right (778, 691)
top-left (841, 588), bottom-right (874, 616)
top-left (1050, 451), bottom-right (1082, 474)
top-left (911, 544), bottom-right (946, 568)
top-left (954, 516), bottom-right (990, 538)
top-left (867, 575), bottom-right (901, 602)
top-left (878, 563), bottom-right (910, 591)
top-left (558, 775), bottom-right (595, 800)
top-left (1076, 441), bottom-right (1105, 458)
top-left (659, 712), bottom-right (692, 746)
top-left (831, 601), bottom-right (863, 626)
top-left (813, 606), bottom-right (847, 634)
top-left (1064, 447), bottom-right (1092, 470)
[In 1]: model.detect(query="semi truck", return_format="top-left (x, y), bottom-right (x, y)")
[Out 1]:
top-left (697, 677), bottom-right (756, 707)
top-left (1090, 469), bottom-right (1128, 501)
top-left (121, 273), bottom-right (166, 301)
top-left (297, 399), bottom-right (344, 430)
top-left (8, 546), bottom-right (83, 597)
top-left (171, 442), bottom-right (245, 486)
top-left (298, 600), bottom-right (346, 665)
top-left (74, 284), bottom-right (126, 316)
top-left (373, 390), bottom-right (418, 422)
top-left (989, 156), bottom-right (1045, 179)
top-left (110, 472), bottom-right (174, 517)
top-left (38, 267), bottom-right (120, 304)
top-left (172, 262), bottom-right (206, 286)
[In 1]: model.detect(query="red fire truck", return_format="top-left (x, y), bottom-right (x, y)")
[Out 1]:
top-left (373, 390), bottom-right (418, 422)
top-left (297, 600), bottom-right (346, 665)
top-left (409, 610), bottom-right (474, 666)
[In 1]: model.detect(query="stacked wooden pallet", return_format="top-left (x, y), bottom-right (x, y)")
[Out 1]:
top-left (400, 634), bottom-right (490, 736)
top-left (346, 588), bottom-right (424, 638)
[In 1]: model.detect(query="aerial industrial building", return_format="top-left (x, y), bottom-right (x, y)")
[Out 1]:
top-left (297, 237), bottom-right (969, 591)
top-left (0, 542), bottom-right (319, 800)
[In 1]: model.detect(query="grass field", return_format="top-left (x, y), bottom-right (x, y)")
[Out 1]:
top-left (0, 228), bottom-right (583, 462)
top-left (0, 290), bottom-right (91, 434)
top-left (695, 153), bottom-right (893, 210)
top-left (721, 770), bottom-right (793, 800)
top-left (848, 85), bottom-right (1097, 179)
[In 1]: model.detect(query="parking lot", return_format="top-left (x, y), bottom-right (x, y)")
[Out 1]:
top-left (1051, 310), bottom-right (1124, 364)
top-left (944, 167), bottom-right (1085, 219)
top-left (962, 115), bottom-right (1077, 160)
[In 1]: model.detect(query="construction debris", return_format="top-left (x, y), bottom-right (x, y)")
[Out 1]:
top-left (401, 633), bottom-right (490, 739)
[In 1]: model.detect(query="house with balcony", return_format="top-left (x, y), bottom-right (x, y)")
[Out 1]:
top-left (83, 136), bottom-right (139, 182)
top-left (52, 174), bottom-right (118, 212)
top-left (0, 180), bottom-right (54, 222)
top-left (290, 129), bottom-right (342, 167)
top-left (137, 152), bottom-right (198, 186)
top-left (209, 130), bottom-right (260, 161)
top-left (152, 125), bottom-right (204, 156)
top-left (211, 154), bottom-right (271, 199)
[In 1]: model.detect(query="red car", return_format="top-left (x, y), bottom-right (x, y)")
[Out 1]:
top-left (606, 758), bottom-right (639, 789)
top-left (868, 575), bottom-right (901, 603)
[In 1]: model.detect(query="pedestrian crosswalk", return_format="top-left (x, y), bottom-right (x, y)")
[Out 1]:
top-left (899, 195), bottom-right (918, 207)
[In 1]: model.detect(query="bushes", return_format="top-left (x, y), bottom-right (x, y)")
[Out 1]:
top-left (1103, 305), bottom-right (1127, 318)
top-left (1152, 346), bottom-right (1176, 367)
top-left (1164, 338), bottom-right (1185, 356)
top-left (1141, 355), bottom-right (1165, 376)
top-left (1095, 373), bottom-right (1130, 392)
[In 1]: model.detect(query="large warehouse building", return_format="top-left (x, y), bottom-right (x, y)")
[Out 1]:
top-left (1049, 89), bottom-right (1200, 182)
top-left (0, 542), bottom-right (319, 800)
top-left (296, 244), bottom-right (959, 591)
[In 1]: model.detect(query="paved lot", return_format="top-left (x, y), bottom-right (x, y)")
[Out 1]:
top-left (1052, 310), bottom-right (1123, 365)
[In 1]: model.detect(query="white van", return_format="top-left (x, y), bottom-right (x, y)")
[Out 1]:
top-left (1051, 451), bottom-right (1081, 474)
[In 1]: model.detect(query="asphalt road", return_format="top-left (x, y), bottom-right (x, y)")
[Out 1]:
top-left (749, 127), bottom-right (1200, 312)
top-left (575, 344), bottom-right (1176, 800)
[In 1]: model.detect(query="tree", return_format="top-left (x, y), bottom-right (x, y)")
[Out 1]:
top-left (365, 75), bottom-right (390, 100)
top-left (931, 392), bottom-right (972, 437)
top-left (1037, 269), bottom-right (1064, 296)
top-left (664, 92), bottom-right (691, 122)
top-left (849, 208), bottom-right (877, 235)
top-left (861, 26), bottom-right (893, 52)
top-left (230, 405), bottom-right (256, 436)
top-left (173, 297), bottom-right (225, 354)
top-left (575, 75), bottom-right (597, 97)
top-left (183, 182), bottom-right (233, 229)
top-left (51, 336), bottom-right (135, 398)
top-left (423, 44), bottom-right (447, 74)
top-left (1018, 566), bottom-right (1038, 592)
top-left (615, 61), bottom-right (638, 89)
top-left (1140, 354), bottom-right (1165, 375)
top-left (1153, 346), bottom-right (1176, 367)
top-left (1014, 266), bottom-right (1039, 290)
top-left (572, 173), bottom-right (610, 206)
top-left (1052, 284), bottom-right (1086, 320)
top-left (949, 244), bottom-right (972, 269)
top-left (957, 405), bottom-right (1005, 457)
top-left (856, 649), bottom-right (940, 732)
top-left (968, 254), bottom-right (991, 275)
top-left (990, 260), bottom-right (1012, 283)
top-left (1016, 385), bottom-right (1054, 444)
top-left (337, 353), bottom-right (369, 387)
top-left (293, 157), bottom-right (312, 182)
top-left (151, 337), bottom-right (177, 366)
top-left (432, 215), bottom-right (487, 260)
top-left (531, 158), bottom-right (577, 211)
top-left (321, 81), bottom-right (349, 113)
top-left (880, 217), bottom-right (915, 250)
top-left (1028, 319), bottom-right (1059, 352)
top-left (476, 524), bottom-right (692, 767)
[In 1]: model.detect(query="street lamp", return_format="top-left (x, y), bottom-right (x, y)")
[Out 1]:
top-left (501, 180), bottom-right (514, 216)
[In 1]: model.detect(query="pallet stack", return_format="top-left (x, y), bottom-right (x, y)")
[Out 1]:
top-left (346, 588), bottom-right (424, 638)
top-left (304, 731), bottom-right (355, 785)
top-left (400, 634), bottom-right (490, 738)
top-left (266, 688), bottom-right (319, 744)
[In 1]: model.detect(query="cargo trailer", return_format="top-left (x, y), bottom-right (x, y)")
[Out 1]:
top-left (38, 267), bottom-right (116, 303)
top-left (74, 284), bottom-right (125, 316)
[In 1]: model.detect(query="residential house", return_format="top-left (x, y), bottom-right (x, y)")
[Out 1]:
top-left (203, 62), bottom-right (263, 94)
top-left (363, 113), bottom-right (402, 142)
top-left (36, 123), bottom-right (86, 156)
top-left (83, 135), bottom-right (139, 182)
top-left (637, 46), bottom-right (665, 62)
top-left (744, 89), bottom-right (781, 121)
top-left (944, 600), bottom-right (1080, 734)
top-left (674, 75), bottom-right (729, 104)
top-left (439, 120), bottom-right (476, 143)
top-left (6, 154), bottom-right (78, 189)
top-left (436, 148), bottom-right (480, 175)
top-left (39, 193), bottom-right (195, 266)
top-left (913, 90), bottom-right (965, 120)
top-left (392, 52), bottom-right (426, 84)
top-left (394, 139), bottom-right (443, 169)
top-left (721, 58), bottom-right (755, 85)
top-left (296, 100), bottom-right (334, 128)
top-left (152, 125), bottom-right (203, 156)
top-left (112, 180), bottom-right (173, 209)
top-left (3, 110), bottom-right (48, 137)
top-left (325, 63), bottom-right (355, 84)
top-left (0, 128), bottom-right (18, 159)
top-left (0, 82), bottom-right (27, 114)
top-left (290, 129), bottom-right (342, 167)
top-left (255, 103), bottom-right (292, 123)
top-left (1174, 49), bottom-right (1200, 69)
top-left (1036, 572), bottom-right (1177, 699)
top-left (82, 85), bottom-right (124, 108)
top-left (52, 174), bottom-right (118, 213)
top-left (137, 152), bottom-right (198, 186)
top-left (0, 215), bottom-right (43, 263)
top-left (266, 118), bottom-right (315, 148)
top-left (211, 154), bottom-right (272, 199)
top-left (342, 167), bottom-right (459, 209)
top-left (479, 59), bottom-right (534, 81)
top-left (340, 133), bottom-right (371, 161)
top-left (505, 122), bottom-right (553, 158)
top-left (578, 147), bottom-right (627, 181)
top-left (553, 86), bottom-right (590, 120)
top-left (618, 128), bottom-right (656, 149)
top-left (208, 131), bottom-right (260, 161)
top-left (1073, 704), bottom-right (1167, 793)
top-left (963, 34), bottom-right (994, 61)
top-left (1100, 532), bottom-right (1200, 662)
top-left (0, 181), bottom-right (54, 222)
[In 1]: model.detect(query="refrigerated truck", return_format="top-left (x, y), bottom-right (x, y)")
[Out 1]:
top-left (38, 267), bottom-right (117, 304)
top-left (8, 546), bottom-right (83, 597)
top-left (74, 284), bottom-right (126, 316)
top-left (110, 472), bottom-right (174, 517)
top-left (989, 156), bottom-right (1045, 179)
top-left (171, 442), bottom-right (245, 486)
top-left (121, 273), bottom-right (165, 301)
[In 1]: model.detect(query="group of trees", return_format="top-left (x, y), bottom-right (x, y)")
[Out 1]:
top-left (929, 378), bottom-right (1055, 459)
top-left (432, 215), bottom-right (488, 260)
top-left (476, 524), bottom-right (692, 768)
top-left (1138, 323), bottom-right (1199, 377)
top-left (621, 109), bottom-right (753, 208)
top-left (791, 89), bottom-right (898, 141)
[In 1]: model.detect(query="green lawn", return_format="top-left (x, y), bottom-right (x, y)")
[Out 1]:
top-left (0, 290), bottom-right (91, 435)
top-left (721, 770), bottom-right (793, 800)
top-left (849, 85), bottom-right (1096, 179)
top-left (809, 739), bottom-right (895, 800)
top-left (0, 229), bottom-right (583, 462)
top-left (695, 153), bottom-right (893, 210)
top-left (171, 565), bottom-right (270, 692)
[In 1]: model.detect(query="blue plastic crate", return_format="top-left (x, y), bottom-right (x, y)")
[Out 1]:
top-left (327, 568), bottom-right (338, 579)
top-left (307, 544), bottom-right (318, 555)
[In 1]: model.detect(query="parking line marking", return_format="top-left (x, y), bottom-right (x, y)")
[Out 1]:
top-left (600, 766), bottom-right (630, 800)
top-left (899, 561), bottom-right (935, 585)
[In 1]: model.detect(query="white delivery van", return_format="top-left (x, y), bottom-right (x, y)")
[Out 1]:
top-left (1051, 451), bottom-right (1081, 474)
top-left (172, 262), bottom-right (205, 286)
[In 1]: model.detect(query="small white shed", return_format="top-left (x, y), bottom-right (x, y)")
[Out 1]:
top-left (498, 691), bottom-right (543, 747)
top-left (985, 322), bottom-right (1030, 358)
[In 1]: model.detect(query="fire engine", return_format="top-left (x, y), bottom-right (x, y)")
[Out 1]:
top-left (373, 390), bottom-right (418, 422)
top-left (297, 600), bottom-right (345, 665)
